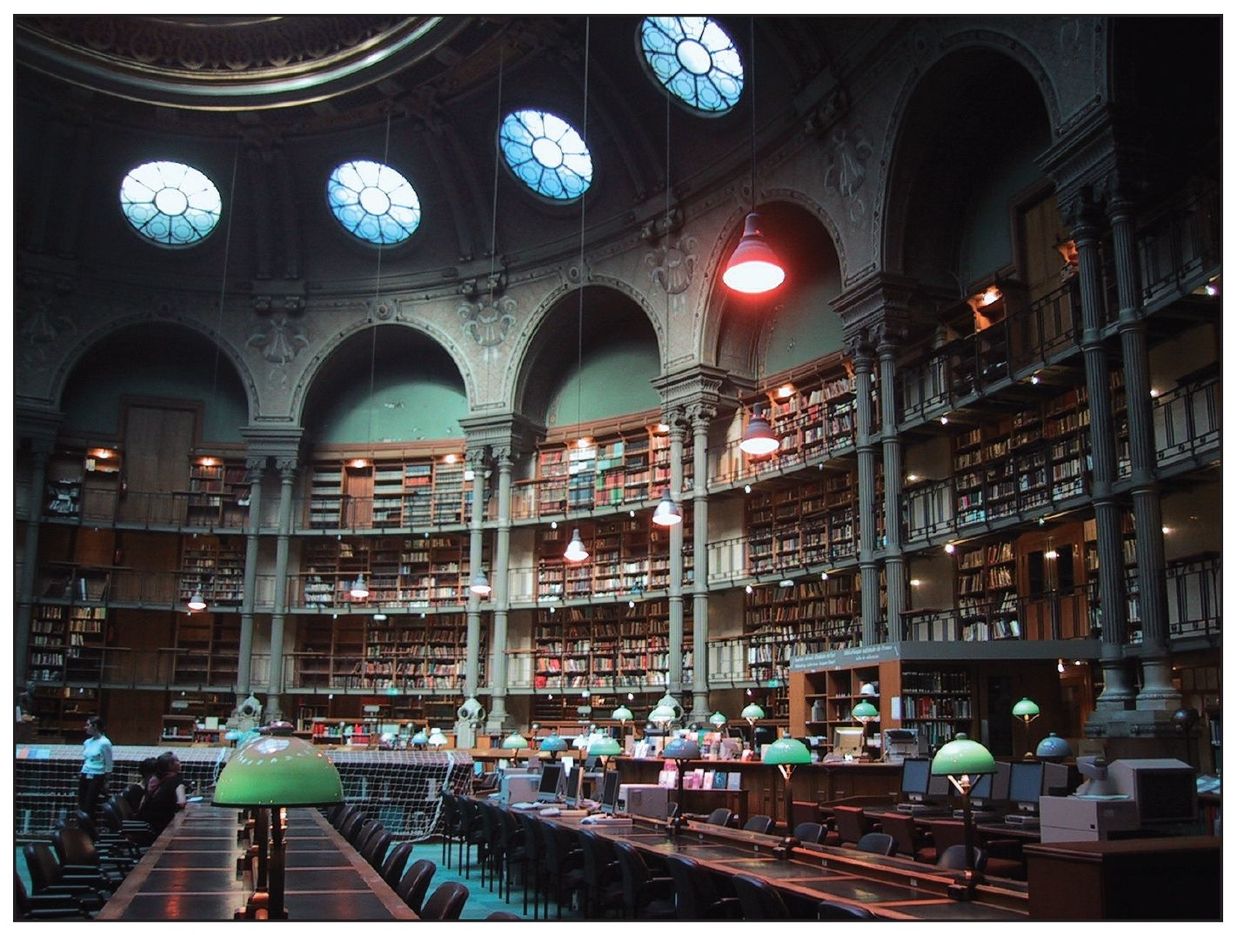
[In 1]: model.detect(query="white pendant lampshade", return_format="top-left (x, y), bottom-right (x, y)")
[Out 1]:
top-left (652, 488), bottom-right (682, 527)
top-left (740, 404), bottom-right (780, 456)
top-left (564, 528), bottom-right (589, 562)
top-left (349, 574), bottom-right (369, 599)
top-left (722, 212), bottom-right (785, 294)
top-left (469, 572), bottom-right (492, 596)
top-left (187, 589), bottom-right (207, 612)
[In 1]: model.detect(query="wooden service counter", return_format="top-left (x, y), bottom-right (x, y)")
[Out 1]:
top-left (615, 757), bottom-right (900, 827)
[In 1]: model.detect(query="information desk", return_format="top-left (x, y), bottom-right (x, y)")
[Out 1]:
top-left (97, 804), bottom-right (417, 921)
top-left (557, 814), bottom-right (1028, 920)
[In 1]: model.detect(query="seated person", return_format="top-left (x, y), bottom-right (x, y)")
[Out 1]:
top-left (138, 751), bottom-right (188, 834)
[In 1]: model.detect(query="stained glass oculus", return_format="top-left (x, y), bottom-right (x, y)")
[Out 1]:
top-left (119, 161), bottom-right (222, 246)
top-left (499, 110), bottom-right (593, 201)
top-left (327, 160), bottom-right (422, 245)
top-left (639, 16), bottom-right (743, 114)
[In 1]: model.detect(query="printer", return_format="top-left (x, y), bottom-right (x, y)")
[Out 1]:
top-left (499, 771), bottom-right (541, 806)
top-left (618, 783), bottom-right (669, 819)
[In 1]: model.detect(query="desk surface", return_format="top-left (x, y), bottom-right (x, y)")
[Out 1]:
top-left (556, 814), bottom-right (1028, 921)
top-left (98, 804), bottom-right (417, 921)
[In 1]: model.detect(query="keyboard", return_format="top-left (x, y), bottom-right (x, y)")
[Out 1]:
top-left (511, 801), bottom-right (542, 811)
top-left (1004, 814), bottom-right (1040, 827)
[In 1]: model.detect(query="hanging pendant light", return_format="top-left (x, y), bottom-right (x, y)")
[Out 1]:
top-left (564, 527), bottom-right (589, 563)
top-left (739, 403), bottom-right (780, 456)
top-left (652, 487), bottom-right (682, 527)
top-left (349, 574), bottom-right (369, 600)
top-left (469, 572), bottom-right (492, 597)
top-left (723, 212), bottom-right (786, 294)
top-left (187, 588), bottom-right (207, 612)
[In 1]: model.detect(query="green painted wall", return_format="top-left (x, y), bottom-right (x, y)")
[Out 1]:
top-left (763, 266), bottom-right (845, 375)
top-left (546, 336), bottom-right (661, 426)
top-left (61, 329), bottom-right (248, 442)
top-left (959, 125), bottom-right (1048, 283)
top-left (309, 371), bottom-right (469, 444)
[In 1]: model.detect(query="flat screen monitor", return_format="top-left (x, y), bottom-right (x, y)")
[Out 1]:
top-left (968, 772), bottom-right (992, 808)
top-left (1009, 760), bottom-right (1044, 813)
top-left (990, 761), bottom-right (1012, 802)
top-left (900, 757), bottom-right (932, 802)
top-left (598, 771), bottom-right (621, 814)
top-left (584, 755), bottom-right (600, 773)
top-left (926, 774), bottom-right (951, 802)
top-left (536, 762), bottom-right (563, 802)
top-left (565, 766), bottom-right (583, 804)
top-left (753, 726), bottom-right (776, 749)
top-left (472, 761), bottom-right (485, 778)
top-left (832, 727), bottom-right (865, 758)
top-left (1042, 762), bottom-right (1070, 796)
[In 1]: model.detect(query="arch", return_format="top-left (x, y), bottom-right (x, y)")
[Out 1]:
top-left (294, 320), bottom-right (470, 442)
top-left (698, 195), bottom-right (846, 381)
top-left (48, 306), bottom-right (258, 425)
top-left (508, 279), bottom-right (661, 426)
top-left (505, 275), bottom-right (661, 413)
top-left (879, 32), bottom-right (1062, 277)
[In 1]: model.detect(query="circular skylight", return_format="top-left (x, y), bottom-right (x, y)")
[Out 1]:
top-left (499, 110), bottom-right (593, 201)
top-left (327, 159), bottom-right (421, 245)
top-left (639, 16), bottom-right (744, 115)
top-left (119, 160), bottom-right (222, 246)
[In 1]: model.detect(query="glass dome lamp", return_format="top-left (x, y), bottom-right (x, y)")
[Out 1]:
top-left (723, 212), bottom-right (786, 295)
top-left (469, 572), bottom-right (492, 597)
top-left (588, 735), bottom-right (623, 779)
top-left (851, 700), bottom-right (880, 721)
top-left (187, 588), bottom-right (207, 612)
top-left (931, 733), bottom-right (996, 898)
top-left (1035, 733), bottom-right (1073, 763)
top-left (709, 711), bottom-right (728, 730)
top-left (763, 737), bottom-right (813, 853)
top-left (410, 728), bottom-right (429, 747)
top-left (540, 733), bottom-right (568, 753)
top-left (612, 705), bottom-right (634, 724)
top-left (427, 727), bottom-right (448, 748)
top-left (1011, 697), bottom-right (1040, 758)
top-left (652, 488), bottom-right (683, 526)
top-left (739, 403), bottom-right (780, 456)
top-left (501, 731), bottom-right (528, 765)
top-left (741, 702), bottom-right (765, 724)
top-left (564, 528), bottom-right (589, 563)
top-left (649, 703), bottom-right (677, 728)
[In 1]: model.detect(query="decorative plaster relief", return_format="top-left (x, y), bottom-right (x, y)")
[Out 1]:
top-left (824, 125), bottom-right (873, 226)
top-left (459, 295), bottom-right (517, 349)
top-left (247, 310), bottom-right (309, 365)
top-left (646, 235), bottom-right (698, 296)
top-left (18, 291), bottom-right (77, 374)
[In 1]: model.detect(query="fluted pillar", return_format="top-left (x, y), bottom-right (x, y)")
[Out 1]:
top-left (1068, 188), bottom-right (1134, 708)
top-left (486, 451), bottom-right (515, 733)
top-left (876, 325), bottom-right (907, 641)
top-left (689, 406), bottom-right (712, 721)
top-left (15, 443), bottom-right (53, 686)
top-left (1109, 183), bottom-right (1179, 710)
top-left (666, 414), bottom-right (686, 699)
top-left (851, 335), bottom-right (882, 644)
top-left (235, 457), bottom-right (266, 704)
top-left (264, 460), bottom-right (298, 722)
top-left (458, 448), bottom-right (488, 746)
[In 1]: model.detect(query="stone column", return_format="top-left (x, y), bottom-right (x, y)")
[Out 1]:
top-left (1068, 188), bottom-right (1134, 708)
top-left (851, 335), bottom-right (882, 644)
top-left (1109, 183), bottom-right (1179, 710)
top-left (689, 406), bottom-right (712, 722)
top-left (234, 458), bottom-right (266, 705)
top-left (666, 413), bottom-right (686, 700)
top-left (458, 447), bottom-right (488, 746)
top-left (875, 324), bottom-right (907, 641)
top-left (264, 459), bottom-right (298, 722)
top-left (15, 443), bottom-right (53, 686)
top-left (486, 450), bottom-right (515, 734)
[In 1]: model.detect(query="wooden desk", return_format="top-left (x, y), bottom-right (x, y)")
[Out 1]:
top-left (97, 804), bottom-right (417, 921)
top-left (562, 815), bottom-right (1028, 920)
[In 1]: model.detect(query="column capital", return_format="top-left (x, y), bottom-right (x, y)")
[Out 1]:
top-left (846, 330), bottom-right (876, 365)
top-left (686, 403), bottom-right (715, 431)
top-left (830, 271), bottom-right (919, 336)
top-left (466, 446), bottom-right (490, 471)
top-left (459, 411), bottom-right (544, 462)
top-left (240, 424), bottom-right (303, 463)
top-left (274, 457), bottom-right (299, 477)
top-left (15, 404), bottom-right (63, 454)
top-left (244, 455), bottom-right (269, 475)
top-left (652, 363), bottom-right (729, 412)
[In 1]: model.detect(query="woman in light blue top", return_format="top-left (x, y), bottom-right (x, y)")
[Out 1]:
top-left (78, 716), bottom-right (113, 817)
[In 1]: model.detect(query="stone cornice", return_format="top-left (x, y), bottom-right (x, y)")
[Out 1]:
top-left (240, 425), bottom-right (304, 461)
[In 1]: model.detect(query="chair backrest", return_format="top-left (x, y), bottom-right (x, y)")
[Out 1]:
top-left (23, 843), bottom-right (65, 893)
top-left (817, 898), bottom-right (878, 920)
top-left (742, 814), bottom-right (775, 835)
top-left (856, 832), bottom-right (898, 857)
top-left (611, 838), bottom-right (655, 917)
top-left (732, 872), bottom-right (791, 920)
top-left (705, 807), bottom-right (735, 827)
top-left (395, 858), bottom-right (436, 912)
top-left (666, 852), bottom-right (727, 920)
top-left (576, 829), bottom-right (611, 897)
top-left (937, 844), bottom-right (988, 872)
top-left (792, 821), bottom-right (827, 845)
top-left (72, 810), bottom-right (99, 840)
top-left (339, 810), bottom-right (367, 843)
top-left (420, 881), bottom-right (469, 921)
top-left (361, 829), bottom-right (393, 870)
top-left (121, 783), bottom-right (145, 813)
top-left (485, 910), bottom-right (523, 920)
top-left (352, 818), bottom-right (382, 850)
top-left (438, 792), bottom-right (459, 835)
top-left (831, 805), bottom-right (869, 844)
top-left (332, 802), bottom-right (359, 831)
top-left (879, 812), bottom-right (921, 858)
top-left (53, 825), bottom-right (98, 867)
top-left (927, 820), bottom-right (965, 857)
top-left (379, 840), bottom-right (413, 889)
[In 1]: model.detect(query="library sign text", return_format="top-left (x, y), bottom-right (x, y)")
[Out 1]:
top-left (789, 645), bottom-right (898, 673)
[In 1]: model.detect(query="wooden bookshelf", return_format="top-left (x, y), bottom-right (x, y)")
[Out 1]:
top-left (524, 424), bottom-right (672, 520)
top-left (790, 661), bottom-right (896, 744)
top-left (900, 665), bottom-right (974, 751)
top-left (744, 574), bottom-right (860, 681)
top-left (298, 534), bottom-right (487, 609)
top-left (179, 535), bottom-right (244, 606)
top-left (305, 455), bottom-right (471, 530)
top-left (955, 538), bottom-right (1020, 641)
top-left (744, 474), bottom-right (856, 575)
top-left (535, 516), bottom-right (691, 602)
top-left (186, 458), bottom-right (248, 527)
top-left (27, 684), bottom-right (102, 741)
top-left (173, 614), bottom-right (240, 687)
top-left (361, 612), bottom-right (478, 691)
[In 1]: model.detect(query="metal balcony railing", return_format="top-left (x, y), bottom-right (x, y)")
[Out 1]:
top-left (1153, 376), bottom-right (1222, 467)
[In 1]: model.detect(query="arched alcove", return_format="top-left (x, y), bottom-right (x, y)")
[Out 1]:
top-left (886, 49), bottom-right (1053, 294)
top-left (60, 322), bottom-right (249, 442)
top-left (516, 285), bottom-right (660, 427)
top-left (301, 325), bottom-right (468, 446)
top-left (714, 201), bottom-right (845, 380)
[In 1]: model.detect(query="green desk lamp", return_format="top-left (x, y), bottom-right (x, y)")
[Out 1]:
top-left (931, 733), bottom-right (996, 899)
top-left (1011, 698), bottom-right (1040, 759)
top-left (501, 731), bottom-right (529, 766)
top-left (762, 737), bottom-right (813, 858)
top-left (741, 701), bottom-right (765, 751)
top-left (587, 735), bottom-right (623, 794)
top-left (214, 734), bottom-right (344, 920)
top-left (851, 699), bottom-right (880, 761)
top-left (540, 732), bottom-right (568, 753)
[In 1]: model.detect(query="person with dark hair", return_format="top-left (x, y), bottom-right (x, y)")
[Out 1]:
top-left (78, 716), bottom-right (113, 817)
top-left (138, 751), bottom-right (187, 835)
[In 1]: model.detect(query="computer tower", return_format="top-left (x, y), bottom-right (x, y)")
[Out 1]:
top-left (499, 772), bottom-right (540, 806)
top-left (618, 783), bottom-right (669, 819)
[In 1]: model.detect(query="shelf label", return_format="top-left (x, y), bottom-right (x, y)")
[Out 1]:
top-left (789, 645), bottom-right (898, 672)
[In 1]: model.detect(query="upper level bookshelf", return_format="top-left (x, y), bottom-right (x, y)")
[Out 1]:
top-left (186, 457), bottom-right (249, 527)
top-left (179, 534), bottom-right (244, 607)
top-left (28, 602), bottom-right (108, 685)
top-left (534, 515), bottom-right (693, 603)
top-left (744, 574), bottom-right (860, 681)
top-left (744, 473), bottom-right (856, 576)
top-left (306, 453), bottom-right (474, 530)
top-left (955, 539), bottom-right (1019, 641)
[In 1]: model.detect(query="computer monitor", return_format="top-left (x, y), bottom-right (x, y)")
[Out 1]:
top-left (598, 771), bottom-right (621, 814)
top-left (472, 761), bottom-right (485, 778)
top-left (968, 772), bottom-right (992, 809)
top-left (536, 762), bottom-right (563, 802)
top-left (1041, 762), bottom-right (1070, 796)
top-left (1008, 760), bottom-right (1044, 814)
top-left (584, 755), bottom-right (600, 773)
top-left (832, 726), bottom-right (865, 758)
top-left (1107, 758), bottom-right (1197, 824)
top-left (990, 761), bottom-right (1012, 803)
top-left (926, 773), bottom-right (951, 803)
top-left (900, 757), bottom-right (932, 803)
top-left (565, 766), bottom-right (583, 804)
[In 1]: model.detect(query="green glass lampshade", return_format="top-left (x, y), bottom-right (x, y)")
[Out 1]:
top-left (761, 737), bottom-right (813, 766)
top-left (213, 735), bottom-right (343, 808)
top-left (741, 702), bottom-right (765, 722)
top-left (612, 705), bottom-right (634, 723)
top-left (930, 733), bottom-right (996, 777)
top-left (540, 734), bottom-right (568, 752)
top-left (649, 703), bottom-right (677, 725)
top-left (851, 700), bottom-right (880, 720)
top-left (709, 711), bottom-right (728, 728)
top-left (1035, 733), bottom-right (1073, 762)
top-left (501, 732), bottom-right (529, 751)
top-left (1011, 697), bottom-right (1040, 720)
top-left (663, 737), bottom-right (700, 760)
top-left (588, 736), bottom-right (623, 757)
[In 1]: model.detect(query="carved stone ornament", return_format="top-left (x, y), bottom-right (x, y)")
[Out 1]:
top-left (824, 126), bottom-right (873, 225)
top-left (646, 235), bottom-right (698, 295)
top-left (459, 295), bottom-right (517, 348)
top-left (18, 291), bottom-right (78, 372)
top-left (247, 310), bottom-right (309, 364)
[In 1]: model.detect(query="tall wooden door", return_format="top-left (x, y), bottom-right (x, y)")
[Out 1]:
top-left (120, 403), bottom-right (197, 525)
top-left (1016, 523), bottom-right (1086, 640)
